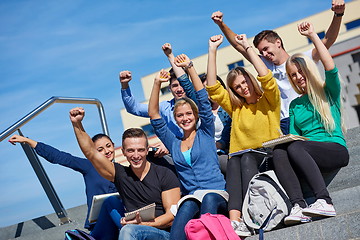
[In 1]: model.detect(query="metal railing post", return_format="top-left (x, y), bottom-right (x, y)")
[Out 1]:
top-left (17, 129), bottom-right (71, 224)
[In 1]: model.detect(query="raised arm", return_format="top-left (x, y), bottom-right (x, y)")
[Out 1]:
top-left (9, 135), bottom-right (37, 148)
top-left (207, 34), bottom-right (223, 87)
top-left (162, 43), bottom-right (186, 78)
top-left (70, 107), bottom-right (115, 181)
top-left (211, 11), bottom-right (251, 62)
top-left (311, 0), bottom-right (345, 62)
top-left (120, 70), bottom-right (150, 117)
top-left (299, 22), bottom-right (334, 71)
top-left (174, 54), bottom-right (203, 91)
top-left (148, 70), bottom-right (171, 120)
top-left (164, 43), bottom-right (197, 102)
top-left (234, 34), bottom-right (269, 77)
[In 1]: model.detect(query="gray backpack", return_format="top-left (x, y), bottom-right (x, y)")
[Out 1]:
top-left (242, 170), bottom-right (292, 232)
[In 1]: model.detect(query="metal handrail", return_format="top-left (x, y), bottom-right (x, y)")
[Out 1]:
top-left (0, 96), bottom-right (110, 226)
top-left (0, 96), bottom-right (109, 142)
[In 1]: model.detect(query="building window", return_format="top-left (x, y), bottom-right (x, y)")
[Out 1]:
top-left (345, 18), bottom-right (360, 31)
top-left (228, 60), bottom-right (244, 71)
top-left (307, 31), bottom-right (325, 44)
top-left (352, 52), bottom-right (360, 66)
top-left (142, 124), bottom-right (155, 137)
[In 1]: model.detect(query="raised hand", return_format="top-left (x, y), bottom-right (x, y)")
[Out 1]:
top-left (119, 70), bottom-right (132, 84)
top-left (298, 21), bottom-right (315, 37)
top-left (209, 34), bottom-right (223, 50)
top-left (331, 0), bottom-right (345, 14)
top-left (174, 54), bottom-right (191, 68)
top-left (162, 43), bottom-right (172, 57)
top-left (211, 11), bottom-right (223, 25)
top-left (69, 107), bottom-right (85, 124)
top-left (155, 69), bottom-right (171, 84)
top-left (234, 34), bottom-right (250, 49)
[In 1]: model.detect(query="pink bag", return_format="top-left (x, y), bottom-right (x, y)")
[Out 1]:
top-left (185, 213), bottom-right (240, 240)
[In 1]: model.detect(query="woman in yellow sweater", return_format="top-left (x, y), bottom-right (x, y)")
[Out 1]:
top-left (206, 34), bottom-right (280, 237)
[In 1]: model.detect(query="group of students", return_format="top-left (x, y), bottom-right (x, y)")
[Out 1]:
top-left (9, 1), bottom-right (350, 239)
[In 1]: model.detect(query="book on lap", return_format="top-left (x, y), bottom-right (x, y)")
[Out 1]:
top-left (228, 148), bottom-right (268, 157)
top-left (262, 134), bottom-right (309, 148)
top-left (88, 192), bottom-right (120, 223)
top-left (124, 203), bottom-right (156, 222)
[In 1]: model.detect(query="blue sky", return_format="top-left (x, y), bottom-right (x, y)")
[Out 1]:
top-left (0, 0), bottom-right (350, 228)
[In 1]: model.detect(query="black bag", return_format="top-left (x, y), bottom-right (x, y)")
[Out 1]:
top-left (64, 229), bottom-right (95, 240)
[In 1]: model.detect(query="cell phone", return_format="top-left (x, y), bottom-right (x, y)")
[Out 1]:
top-left (149, 147), bottom-right (159, 152)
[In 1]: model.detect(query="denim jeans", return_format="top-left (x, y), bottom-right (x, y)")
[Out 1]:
top-left (119, 224), bottom-right (170, 240)
top-left (90, 196), bottom-right (125, 240)
top-left (169, 192), bottom-right (227, 240)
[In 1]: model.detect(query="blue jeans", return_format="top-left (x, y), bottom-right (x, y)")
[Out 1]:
top-left (169, 192), bottom-right (227, 240)
top-left (119, 224), bottom-right (170, 240)
top-left (91, 196), bottom-right (125, 240)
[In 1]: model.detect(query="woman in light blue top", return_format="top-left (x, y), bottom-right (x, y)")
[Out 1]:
top-left (148, 54), bottom-right (227, 240)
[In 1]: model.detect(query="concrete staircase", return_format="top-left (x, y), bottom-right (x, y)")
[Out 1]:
top-left (1, 204), bottom-right (87, 240)
top-left (247, 126), bottom-right (360, 240)
top-left (1, 127), bottom-right (359, 240)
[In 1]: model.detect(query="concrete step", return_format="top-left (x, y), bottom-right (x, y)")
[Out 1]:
top-left (1, 205), bottom-right (87, 240)
top-left (247, 185), bottom-right (360, 240)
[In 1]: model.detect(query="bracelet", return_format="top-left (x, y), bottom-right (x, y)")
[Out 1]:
top-left (335, 12), bottom-right (344, 17)
top-left (183, 61), bottom-right (193, 71)
top-left (245, 46), bottom-right (252, 51)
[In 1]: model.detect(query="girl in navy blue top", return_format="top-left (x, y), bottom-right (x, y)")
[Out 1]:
top-left (9, 134), bottom-right (122, 232)
top-left (148, 54), bottom-right (228, 240)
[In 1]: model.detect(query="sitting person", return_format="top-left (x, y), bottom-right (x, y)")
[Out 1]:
top-left (120, 68), bottom-right (186, 139)
top-left (148, 61), bottom-right (228, 240)
top-left (206, 34), bottom-right (280, 237)
top-left (8, 134), bottom-right (122, 231)
top-left (161, 42), bottom-right (231, 175)
top-left (272, 22), bottom-right (349, 225)
top-left (70, 107), bottom-right (181, 240)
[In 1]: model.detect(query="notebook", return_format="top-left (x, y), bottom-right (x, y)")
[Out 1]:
top-left (262, 134), bottom-right (309, 148)
top-left (88, 192), bottom-right (120, 223)
top-left (229, 148), bottom-right (268, 157)
top-left (124, 203), bottom-right (156, 221)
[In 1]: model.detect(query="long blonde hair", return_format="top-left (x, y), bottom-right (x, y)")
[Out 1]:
top-left (286, 53), bottom-right (345, 134)
top-left (226, 67), bottom-right (263, 108)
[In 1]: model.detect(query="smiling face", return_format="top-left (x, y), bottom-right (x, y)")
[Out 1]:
top-left (122, 137), bottom-right (148, 170)
top-left (256, 39), bottom-right (283, 65)
top-left (169, 79), bottom-right (186, 100)
top-left (94, 137), bottom-right (115, 161)
top-left (287, 62), bottom-right (307, 91)
top-left (174, 102), bottom-right (197, 132)
top-left (231, 74), bottom-right (255, 100)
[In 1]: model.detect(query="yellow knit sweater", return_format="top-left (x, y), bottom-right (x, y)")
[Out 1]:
top-left (206, 70), bottom-right (281, 153)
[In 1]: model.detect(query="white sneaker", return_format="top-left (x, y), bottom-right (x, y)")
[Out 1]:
top-left (231, 219), bottom-right (253, 237)
top-left (284, 203), bottom-right (311, 225)
top-left (302, 199), bottom-right (336, 217)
